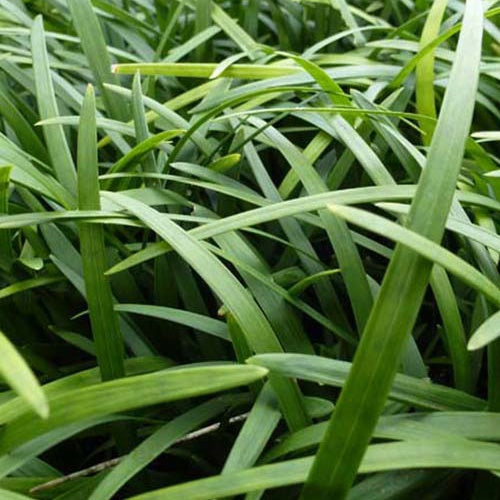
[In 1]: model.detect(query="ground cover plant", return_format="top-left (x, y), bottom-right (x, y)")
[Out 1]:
top-left (0, 0), bottom-right (498, 498)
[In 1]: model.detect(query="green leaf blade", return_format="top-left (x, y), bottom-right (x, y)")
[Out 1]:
top-left (0, 329), bottom-right (49, 419)
top-left (78, 85), bottom-right (125, 381)
top-left (301, 2), bottom-right (485, 497)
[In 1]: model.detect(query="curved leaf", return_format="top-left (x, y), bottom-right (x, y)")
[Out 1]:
top-left (0, 330), bottom-right (49, 419)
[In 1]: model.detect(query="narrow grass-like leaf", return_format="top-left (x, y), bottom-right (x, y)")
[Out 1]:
top-left (0, 276), bottom-right (64, 300)
top-left (67, 0), bottom-right (127, 120)
top-left (31, 16), bottom-right (76, 195)
top-left (247, 115), bottom-right (373, 332)
top-left (153, 0), bottom-right (185, 60)
top-left (415, 0), bottom-right (449, 144)
top-left (302, 3), bottom-right (484, 496)
top-left (0, 135), bottom-right (76, 207)
top-left (430, 266), bottom-right (473, 393)
top-left (348, 470), bottom-right (453, 500)
top-left (97, 80), bottom-right (219, 148)
top-left (125, 440), bottom-right (500, 500)
top-left (249, 353), bottom-right (485, 411)
top-left (0, 83), bottom-right (48, 162)
top-left (0, 364), bottom-right (268, 453)
top-left (288, 269), bottom-right (341, 296)
top-left (267, 53), bottom-right (388, 331)
top-left (91, 0), bottom-right (153, 32)
top-left (0, 358), bottom-right (172, 426)
top-left (88, 397), bottom-right (231, 500)
top-left (0, 165), bottom-right (13, 271)
top-left (131, 72), bottom-right (157, 179)
top-left (0, 210), bottom-right (129, 230)
top-left (377, 202), bottom-right (500, 252)
top-left (50, 328), bottom-right (96, 355)
top-left (209, 53), bottom-right (247, 80)
top-left (264, 411), bottom-right (500, 462)
top-left (0, 329), bottom-right (49, 419)
top-left (472, 131), bottom-right (500, 142)
top-left (0, 3), bottom-right (496, 495)
top-left (468, 309), bottom-right (500, 350)
top-left (210, 225), bottom-right (315, 354)
top-left (327, 204), bottom-right (500, 307)
top-left (243, 139), bottom-right (352, 334)
top-left (107, 130), bottom-right (185, 175)
top-left (222, 382), bottom-right (281, 474)
top-left (209, 153), bottom-right (241, 173)
top-left (78, 85), bottom-right (125, 381)
top-left (114, 304), bottom-right (229, 341)
top-left (208, 0), bottom-right (260, 56)
top-left (36, 115), bottom-right (135, 136)
top-left (331, 0), bottom-right (365, 46)
top-left (389, 7), bottom-right (499, 88)
top-left (0, 416), bottom-right (125, 479)
top-left (205, 241), bottom-right (354, 344)
top-left (112, 63), bottom-right (300, 79)
top-left (194, 0), bottom-right (212, 61)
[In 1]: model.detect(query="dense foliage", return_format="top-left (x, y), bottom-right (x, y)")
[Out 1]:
top-left (0, 0), bottom-right (498, 498)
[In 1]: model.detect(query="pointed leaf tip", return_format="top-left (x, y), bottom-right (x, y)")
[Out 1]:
top-left (467, 310), bottom-right (500, 351)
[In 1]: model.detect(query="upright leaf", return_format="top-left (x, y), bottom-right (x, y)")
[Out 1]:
top-left (67, 0), bottom-right (128, 121)
top-left (78, 85), bottom-right (125, 381)
top-left (416, 0), bottom-right (449, 144)
top-left (131, 73), bottom-right (157, 179)
top-left (31, 16), bottom-right (77, 195)
top-left (0, 166), bottom-right (13, 271)
top-left (301, 2), bottom-right (484, 497)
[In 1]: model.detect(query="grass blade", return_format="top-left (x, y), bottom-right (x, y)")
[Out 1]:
top-left (124, 440), bottom-right (500, 500)
top-left (0, 358), bottom-right (172, 427)
top-left (194, 0), bottom-right (212, 61)
top-left (88, 398), bottom-right (231, 500)
top-left (264, 411), bottom-right (500, 462)
top-left (0, 364), bottom-right (268, 453)
top-left (0, 276), bottom-right (64, 300)
top-left (415, 0), bottom-right (449, 144)
top-left (112, 63), bottom-right (300, 79)
top-left (131, 72), bottom-right (157, 179)
top-left (0, 165), bottom-right (13, 271)
top-left (114, 303), bottom-right (229, 340)
top-left (0, 329), bottom-right (49, 419)
top-left (67, 0), bottom-right (127, 120)
top-left (301, 2), bottom-right (484, 496)
top-left (327, 203), bottom-right (500, 306)
top-left (249, 353), bottom-right (485, 411)
top-left (468, 309), bottom-right (500, 350)
top-left (222, 382), bottom-right (281, 473)
top-left (78, 85), bottom-right (125, 381)
top-left (31, 16), bottom-right (77, 195)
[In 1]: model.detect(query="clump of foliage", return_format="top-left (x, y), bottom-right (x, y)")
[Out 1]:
top-left (0, 0), bottom-right (498, 499)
